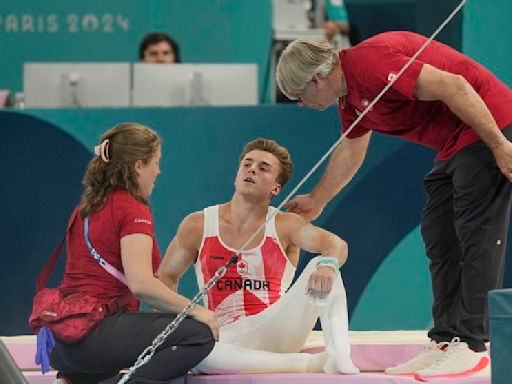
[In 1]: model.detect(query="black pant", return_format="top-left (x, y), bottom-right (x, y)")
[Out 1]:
top-left (421, 126), bottom-right (512, 352)
top-left (50, 311), bottom-right (215, 384)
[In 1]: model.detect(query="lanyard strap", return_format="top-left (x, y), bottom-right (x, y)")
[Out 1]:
top-left (84, 217), bottom-right (129, 286)
top-left (35, 208), bottom-right (79, 292)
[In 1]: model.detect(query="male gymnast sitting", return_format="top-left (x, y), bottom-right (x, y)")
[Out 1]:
top-left (159, 138), bottom-right (359, 374)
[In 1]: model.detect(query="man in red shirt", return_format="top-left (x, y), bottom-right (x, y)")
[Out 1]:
top-left (276, 31), bottom-right (512, 380)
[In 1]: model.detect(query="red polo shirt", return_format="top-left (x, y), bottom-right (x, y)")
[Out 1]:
top-left (338, 31), bottom-right (512, 160)
top-left (60, 188), bottom-right (161, 311)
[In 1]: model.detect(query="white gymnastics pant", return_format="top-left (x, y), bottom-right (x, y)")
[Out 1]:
top-left (192, 257), bottom-right (358, 374)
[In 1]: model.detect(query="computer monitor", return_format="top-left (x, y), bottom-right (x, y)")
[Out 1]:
top-left (132, 63), bottom-right (258, 107)
top-left (23, 63), bottom-right (131, 107)
top-left (272, 0), bottom-right (309, 32)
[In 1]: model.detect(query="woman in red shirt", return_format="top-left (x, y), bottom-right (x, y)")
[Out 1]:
top-left (50, 123), bottom-right (217, 384)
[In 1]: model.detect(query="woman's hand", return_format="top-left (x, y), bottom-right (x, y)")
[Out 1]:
top-left (191, 306), bottom-right (219, 341)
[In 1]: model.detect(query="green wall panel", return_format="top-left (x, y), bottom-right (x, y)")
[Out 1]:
top-left (0, 1), bottom-right (272, 101)
top-left (462, 0), bottom-right (512, 88)
top-left (350, 227), bottom-right (433, 330)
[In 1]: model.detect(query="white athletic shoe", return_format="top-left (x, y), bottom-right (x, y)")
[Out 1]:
top-left (385, 340), bottom-right (447, 375)
top-left (414, 337), bottom-right (490, 382)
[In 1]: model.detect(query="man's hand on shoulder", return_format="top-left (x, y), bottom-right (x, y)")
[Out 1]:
top-left (285, 193), bottom-right (325, 222)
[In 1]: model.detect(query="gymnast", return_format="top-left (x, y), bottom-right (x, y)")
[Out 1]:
top-left (158, 138), bottom-right (359, 374)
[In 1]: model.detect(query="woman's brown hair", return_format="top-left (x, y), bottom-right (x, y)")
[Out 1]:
top-left (79, 123), bottom-right (160, 216)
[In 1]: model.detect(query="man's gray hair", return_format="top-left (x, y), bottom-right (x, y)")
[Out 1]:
top-left (276, 38), bottom-right (337, 100)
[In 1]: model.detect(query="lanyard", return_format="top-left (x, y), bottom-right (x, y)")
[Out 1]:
top-left (84, 216), bottom-right (128, 286)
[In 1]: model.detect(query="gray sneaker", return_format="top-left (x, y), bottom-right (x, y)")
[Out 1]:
top-left (414, 337), bottom-right (489, 381)
top-left (385, 340), bottom-right (448, 375)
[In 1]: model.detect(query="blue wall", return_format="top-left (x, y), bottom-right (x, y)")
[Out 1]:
top-left (346, 0), bottom-right (463, 50)
top-left (2, 1), bottom-right (512, 336)
top-left (0, 107), bottom-right (430, 335)
top-left (462, 0), bottom-right (512, 88)
top-left (3, 106), bottom-right (512, 336)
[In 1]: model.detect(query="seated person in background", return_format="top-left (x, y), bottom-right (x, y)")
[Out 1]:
top-left (159, 138), bottom-right (359, 375)
top-left (321, 0), bottom-right (361, 46)
top-left (139, 32), bottom-right (181, 63)
top-left (48, 123), bottom-right (216, 384)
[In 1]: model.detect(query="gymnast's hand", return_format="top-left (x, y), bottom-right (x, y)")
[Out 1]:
top-left (307, 265), bottom-right (335, 298)
top-left (285, 193), bottom-right (325, 222)
top-left (191, 306), bottom-right (219, 341)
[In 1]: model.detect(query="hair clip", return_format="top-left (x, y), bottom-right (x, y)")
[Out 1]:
top-left (94, 139), bottom-right (110, 162)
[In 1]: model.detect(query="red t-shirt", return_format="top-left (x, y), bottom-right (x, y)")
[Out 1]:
top-left (338, 31), bottom-right (512, 160)
top-left (60, 188), bottom-right (161, 311)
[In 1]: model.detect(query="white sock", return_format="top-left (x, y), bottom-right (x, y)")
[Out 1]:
top-left (318, 275), bottom-right (360, 375)
top-left (320, 316), bottom-right (359, 374)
